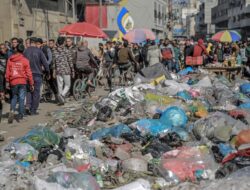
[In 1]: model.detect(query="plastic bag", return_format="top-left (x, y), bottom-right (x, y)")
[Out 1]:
top-left (113, 179), bottom-right (151, 190)
top-left (14, 128), bottom-right (60, 150)
top-left (239, 102), bottom-right (250, 109)
top-left (192, 112), bottom-right (248, 143)
top-left (236, 129), bottom-right (250, 147)
top-left (122, 158), bottom-right (148, 172)
top-left (176, 91), bottom-right (192, 101)
top-left (9, 143), bottom-right (38, 161)
top-left (90, 124), bottom-right (132, 140)
top-left (46, 172), bottom-right (100, 190)
top-left (163, 80), bottom-right (191, 96)
top-left (178, 67), bottom-right (194, 76)
top-left (160, 146), bottom-right (217, 183)
top-left (96, 106), bottom-right (112, 122)
top-left (240, 83), bottom-right (250, 96)
top-left (144, 93), bottom-right (176, 105)
top-left (135, 119), bottom-right (170, 136)
top-left (160, 107), bottom-right (188, 128)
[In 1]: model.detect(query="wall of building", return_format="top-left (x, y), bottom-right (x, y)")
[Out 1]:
top-left (0, 0), bottom-right (74, 42)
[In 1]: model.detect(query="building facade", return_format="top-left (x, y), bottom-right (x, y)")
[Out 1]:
top-left (195, 0), bottom-right (217, 38)
top-left (212, 0), bottom-right (229, 32)
top-left (85, 0), bottom-right (167, 39)
top-left (212, 0), bottom-right (250, 39)
top-left (0, 0), bottom-right (75, 42)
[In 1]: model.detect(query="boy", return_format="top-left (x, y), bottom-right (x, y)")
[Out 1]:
top-left (5, 44), bottom-right (34, 123)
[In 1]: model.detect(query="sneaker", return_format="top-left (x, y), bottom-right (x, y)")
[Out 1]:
top-left (8, 112), bottom-right (14, 124)
top-left (25, 108), bottom-right (31, 116)
top-left (57, 94), bottom-right (65, 105)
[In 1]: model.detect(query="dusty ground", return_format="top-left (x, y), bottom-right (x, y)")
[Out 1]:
top-left (0, 88), bottom-right (108, 146)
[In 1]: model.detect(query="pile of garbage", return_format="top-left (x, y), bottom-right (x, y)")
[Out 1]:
top-left (1, 65), bottom-right (250, 190)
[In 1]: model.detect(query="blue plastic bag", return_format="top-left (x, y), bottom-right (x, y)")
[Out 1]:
top-left (90, 124), bottom-right (132, 140)
top-left (239, 102), bottom-right (250, 110)
top-left (218, 143), bottom-right (235, 156)
top-left (135, 119), bottom-right (171, 136)
top-left (176, 91), bottom-right (192, 101)
top-left (172, 127), bottom-right (190, 141)
top-left (160, 106), bottom-right (188, 128)
top-left (178, 67), bottom-right (194, 76)
top-left (240, 83), bottom-right (250, 96)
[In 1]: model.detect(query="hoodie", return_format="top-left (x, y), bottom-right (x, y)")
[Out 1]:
top-left (76, 46), bottom-right (97, 69)
top-left (5, 53), bottom-right (34, 86)
top-left (193, 39), bottom-right (207, 57)
top-left (147, 45), bottom-right (161, 66)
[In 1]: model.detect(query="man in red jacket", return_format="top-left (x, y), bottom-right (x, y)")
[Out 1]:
top-left (193, 39), bottom-right (208, 57)
top-left (5, 44), bottom-right (34, 123)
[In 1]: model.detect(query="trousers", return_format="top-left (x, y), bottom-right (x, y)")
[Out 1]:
top-left (57, 75), bottom-right (71, 97)
top-left (26, 75), bottom-right (42, 113)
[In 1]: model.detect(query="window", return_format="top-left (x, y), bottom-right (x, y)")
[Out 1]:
top-left (154, 2), bottom-right (157, 23)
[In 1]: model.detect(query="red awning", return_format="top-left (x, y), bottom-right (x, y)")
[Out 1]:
top-left (59, 22), bottom-right (107, 38)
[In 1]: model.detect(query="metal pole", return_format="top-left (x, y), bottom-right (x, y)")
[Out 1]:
top-left (65, 0), bottom-right (68, 24)
top-left (99, 0), bottom-right (103, 28)
top-left (72, 0), bottom-right (76, 22)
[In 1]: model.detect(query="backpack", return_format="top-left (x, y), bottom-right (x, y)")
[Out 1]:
top-left (162, 48), bottom-right (173, 60)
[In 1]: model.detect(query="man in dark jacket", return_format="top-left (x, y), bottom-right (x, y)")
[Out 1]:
top-left (184, 39), bottom-right (194, 67)
top-left (24, 37), bottom-right (50, 115)
top-left (76, 39), bottom-right (98, 87)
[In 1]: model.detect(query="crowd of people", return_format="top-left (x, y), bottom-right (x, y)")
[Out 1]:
top-left (0, 36), bottom-right (250, 124)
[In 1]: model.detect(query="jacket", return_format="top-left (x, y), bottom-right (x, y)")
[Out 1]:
top-left (117, 47), bottom-right (136, 64)
top-left (66, 45), bottom-right (77, 66)
top-left (146, 45), bottom-right (161, 66)
top-left (24, 46), bottom-right (49, 76)
top-left (5, 53), bottom-right (34, 87)
top-left (0, 53), bottom-right (8, 74)
top-left (53, 45), bottom-right (74, 75)
top-left (42, 45), bottom-right (53, 65)
top-left (193, 39), bottom-right (207, 57)
top-left (184, 45), bottom-right (193, 58)
top-left (76, 46), bottom-right (97, 69)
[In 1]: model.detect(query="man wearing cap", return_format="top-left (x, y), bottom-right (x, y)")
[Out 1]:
top-left (24, 37), bottom-right (50, 115)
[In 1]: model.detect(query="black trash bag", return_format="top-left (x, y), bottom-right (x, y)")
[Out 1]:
top-left (152, 113), bottom-right (161, 119)
top-left (59, 136), bottom-right (74, 152)
top-left (121, 133), bottom-right (144, 143)
top-left (160, 132), bottom-right (182, 147)
top-left (115, 99), bottom-right (131, 112)
top-left (215, 162), bottom-right (239, 179)
top-left (215, 156), bottom-right (250, 179)
top-left (38, 146), bottom-right (63, 163)
top-left (142, 139), bottom-right (172, 158)
top-left (97, 106), bottom-right (112, 122)
top-left (211, 145), bottom-right (224, 163)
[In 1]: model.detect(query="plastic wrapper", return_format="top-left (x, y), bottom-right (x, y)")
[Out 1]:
top-left (239, 102), bottom-right (250, 109)
top-left (8, 143), bottom-right (38, 161)
top-left (176, 91), bottom-right (192, 101)
top-left (90, 124), bottom-right (132, 140)
top-left (45, 172), bottom-right (100, 190)
top-left (160, 146), bottom-right (217, 183)
top-left (236, 129), bottom-right (250, 147)
top-left (144, 93), bottom-right (176, 105)
top-left (162, 80), bottom-right (191, 96)
top-left (192, 112), bottom-right (248, 143)
top-left (122, 158), bottom-right (148, 172)
top-left (192, 76), bottom-right (212, 89)
top-left (113, 179), bottom-right (151, 190)
top-left (14, 127), bottom-right (60, 150)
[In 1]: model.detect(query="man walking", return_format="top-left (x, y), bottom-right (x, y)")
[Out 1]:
top-left (24, 37), bottom-right (49, 115)
top-left (53, 37), bottom-right (74, 105)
